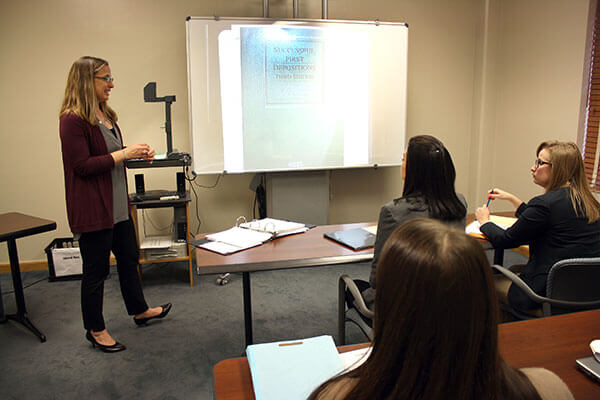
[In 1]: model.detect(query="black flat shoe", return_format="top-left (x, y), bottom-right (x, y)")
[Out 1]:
top-left (85, 331), bottom-right (126, 353)
top-left (133, 303), bottom-right (172, 326)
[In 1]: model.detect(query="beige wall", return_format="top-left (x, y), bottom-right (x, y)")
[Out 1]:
top-left (0, 0), bottom-right (591, 263)
top-left (483, 0), bottom-right (591, 208)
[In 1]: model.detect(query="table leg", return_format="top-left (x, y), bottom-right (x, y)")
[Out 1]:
top-left (6, 239), bottom-right (46, 342)
top-left (493, 247), bottom-right (504, 266)
top-left (243, 271), bottom-right (253, 347)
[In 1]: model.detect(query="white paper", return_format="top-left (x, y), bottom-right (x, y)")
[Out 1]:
top-left (140, 236), bottom-right (173, 249)
top-left (466, 215), bottom-right (517, 236)
top-left (339, 346), bottom-right (372, 371)
top-left (199, 240), bottom-right (252, 255)
top-left (207, 226), bottom-right (272, 247)
top-left (52, 247), bottom-right (82, 277)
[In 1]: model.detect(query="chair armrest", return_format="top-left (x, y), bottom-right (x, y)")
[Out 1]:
top-left (340, 275), bottom-right (374, 319)
top-left (492, 265), bottom-right (600, 310)
top-left (491, 265), bottom-right (546, 305)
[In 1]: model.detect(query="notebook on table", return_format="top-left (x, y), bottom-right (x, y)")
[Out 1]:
top-left (324, 227), bottom-right (376, 250)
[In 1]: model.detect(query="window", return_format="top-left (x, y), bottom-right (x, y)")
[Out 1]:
top-left (583, 0), bottom-right (600, 190)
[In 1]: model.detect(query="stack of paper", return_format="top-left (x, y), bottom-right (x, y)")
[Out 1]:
top-left (246, 335), bottom-right (345, 400)
top-left (140, 236), bottom-right (173, 249)
top-left (466, 215), bottom-right (517, 238)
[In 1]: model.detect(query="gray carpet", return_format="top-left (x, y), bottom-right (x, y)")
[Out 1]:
top-left (0, 250), bottom-right (527, 399)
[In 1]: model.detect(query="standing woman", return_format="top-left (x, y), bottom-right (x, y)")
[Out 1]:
top-left (361, 135), bottom-right (467, 308)
top-left (59, 56), bottom-right (171, 353)
top-left (475, 141), bottom-right (600, 313)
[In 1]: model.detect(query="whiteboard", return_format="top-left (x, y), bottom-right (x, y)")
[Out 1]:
top-left (186, 17), bottom-right (408, 174)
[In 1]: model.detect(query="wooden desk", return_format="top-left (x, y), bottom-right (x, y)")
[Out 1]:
top-left (195, 223), bottom-right (374, 346)
top-left (213, 310), bottom-right (600, 400)
top-left (0, 212), bottom-right (56, 342)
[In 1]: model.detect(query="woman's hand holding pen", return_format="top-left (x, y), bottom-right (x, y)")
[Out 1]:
top-left (487, 188), bottom-right (523, 209)
top-left (476, 187), bottom-right (525, 225)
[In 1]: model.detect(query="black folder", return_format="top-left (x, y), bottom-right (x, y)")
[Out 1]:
top-left (324, 228), bottom-right (375, 250)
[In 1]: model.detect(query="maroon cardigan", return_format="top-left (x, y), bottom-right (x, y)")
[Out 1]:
top-left (59, 112), bottom-right (125, 233)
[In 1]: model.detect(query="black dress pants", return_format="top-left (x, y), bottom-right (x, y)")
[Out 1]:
top-left (79, 218), bottom-right (148, 332)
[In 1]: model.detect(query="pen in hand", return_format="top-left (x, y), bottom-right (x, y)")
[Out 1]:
top-left (486, 189), bottom-right (496, 207)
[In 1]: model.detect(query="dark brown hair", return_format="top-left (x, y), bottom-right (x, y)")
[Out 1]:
top-left (402, 135), bottom-right (466, 221)
top-left (309, 219), bottom-right (541, 400)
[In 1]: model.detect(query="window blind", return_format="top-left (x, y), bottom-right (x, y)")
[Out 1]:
top-left (584, 0), bottom-right (600, 189)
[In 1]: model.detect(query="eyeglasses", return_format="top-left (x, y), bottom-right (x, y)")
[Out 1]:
top-left (534, 158), bottom-right (552, 168)
top-left (95, 76), bottom-right (114, 83)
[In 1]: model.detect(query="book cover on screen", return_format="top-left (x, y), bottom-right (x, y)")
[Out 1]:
top-left (236, 25), bottom-right (370, 171)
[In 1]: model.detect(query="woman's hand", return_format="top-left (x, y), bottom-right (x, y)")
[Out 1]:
top-left (125, 143), bottom-right (154, 160)
top-left (487, 188), bottom-right (523, 209)
top-left (475, 206), bottom-right (490, 225)
top-left (112, 143), bottom-right (155, 164)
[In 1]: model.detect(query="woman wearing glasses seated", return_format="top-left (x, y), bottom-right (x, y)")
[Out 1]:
top-left (360, 135), bottom-right (467, 309)
top-left (310, 219), bottom-right (573, 400)
top-left (475, 141), bottom-right (600, 314)
top-left (59, 56), bottom-right (171, 353)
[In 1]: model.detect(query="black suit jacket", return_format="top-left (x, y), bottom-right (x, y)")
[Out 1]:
top-left (481, 187), bottom-right (600, 310)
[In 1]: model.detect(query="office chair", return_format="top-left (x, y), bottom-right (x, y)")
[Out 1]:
top-left (492, 257), bottom-right (600, 320)
top-left (338, 275), bottom-right (374, 345)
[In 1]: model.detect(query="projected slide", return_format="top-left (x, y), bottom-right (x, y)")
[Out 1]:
top-left (219, 25), bottom-right (370, 172)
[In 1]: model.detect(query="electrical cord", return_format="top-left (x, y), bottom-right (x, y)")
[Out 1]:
top-left (141, 209), bottom-right (173, 237)
top-left (184, 165), bottom-right (224, 236)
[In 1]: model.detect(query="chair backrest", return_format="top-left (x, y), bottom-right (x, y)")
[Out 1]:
top-left (546, 257), bottom-right (600, 314)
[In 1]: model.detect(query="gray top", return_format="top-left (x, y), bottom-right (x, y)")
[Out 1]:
top-left (99, 121), bottom-right (129, 225)
top-left (362, 193), bottom-right (468, 308)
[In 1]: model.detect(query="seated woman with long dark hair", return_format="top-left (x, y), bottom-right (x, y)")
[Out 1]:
top-left (361, 135), bottom-right (467, 308)
top-left (311, 219), bottom-right (573, 400)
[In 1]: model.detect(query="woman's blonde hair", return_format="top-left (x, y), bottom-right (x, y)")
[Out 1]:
top-left (538, 140), bottom-right (600, 223)
top-left (59, 56), bottom-right (117, 125)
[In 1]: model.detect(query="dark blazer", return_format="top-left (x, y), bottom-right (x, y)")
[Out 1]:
top-left (481, 187), bottom-right (600, 310)
top-left (59, 113), bottom-right (122, 233)
top-left (361, 193), bottom-right (467, 307)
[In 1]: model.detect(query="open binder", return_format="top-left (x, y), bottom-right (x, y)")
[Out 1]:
top-left (196, 217), bottom-right (308, 255)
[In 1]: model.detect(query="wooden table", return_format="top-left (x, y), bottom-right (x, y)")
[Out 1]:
top-left (0, 212), bottom-right (56, 342)
top-left (195, 223), bottom-right (374, 346)
top-left (196, 218), bottom-right (526, 348)
top-left (213, 309), bottom-right (600, 400)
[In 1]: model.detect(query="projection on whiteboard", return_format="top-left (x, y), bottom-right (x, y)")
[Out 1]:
top-left (219, 25), bottom-right (369, 172)
top-left (186, 18), bottom-right (408, 174)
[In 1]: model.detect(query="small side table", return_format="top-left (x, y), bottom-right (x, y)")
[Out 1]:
top-left (0, 212), bottom-right (56, 342)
